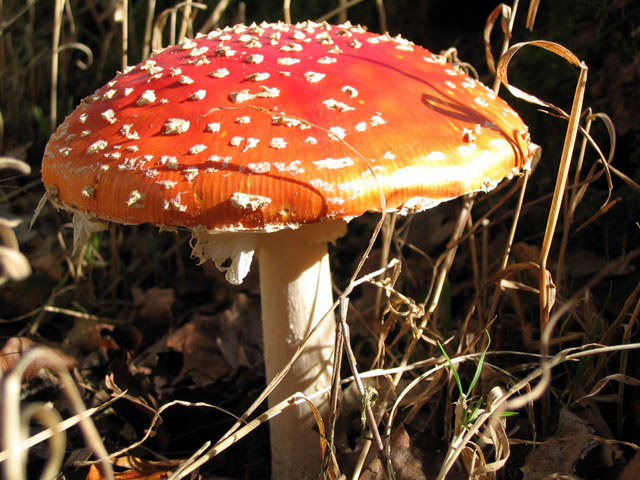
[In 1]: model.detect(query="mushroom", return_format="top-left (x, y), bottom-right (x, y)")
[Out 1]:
top-left (41, 21), bottom-right (534, 479)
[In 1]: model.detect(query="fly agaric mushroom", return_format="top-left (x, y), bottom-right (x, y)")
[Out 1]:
top-left (41, 21), bottom-right (534, 479)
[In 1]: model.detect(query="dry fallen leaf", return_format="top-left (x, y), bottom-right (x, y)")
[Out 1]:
top-left (132, 286), bottom-right (175, 328)
top-left (361, 424), bottom-right (429, 480)
top-left (166, 292), bottom-right (261, 386)
top-left (0, 336), bottom-right (76, 378)
top-left (66, 319), bottom-right (118, 353)
top-left (86, 455), bottom-right (184, 480)
top-left (167, 314), bottom-right (232, 386)
top-left (521, 408), bottom-right (598, 480)
top-left (619, 450), bottom-right (640, 480)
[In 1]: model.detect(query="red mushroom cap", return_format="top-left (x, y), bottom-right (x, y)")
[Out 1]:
top-left (42, 21), bottom-right (532, 232)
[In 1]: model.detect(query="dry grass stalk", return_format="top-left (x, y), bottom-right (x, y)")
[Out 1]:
top-left (496, 40), bottom-right (588, 332)
top-left (0, 348), bottom-right (114, 480)
top-left (199, 0), bottom-right (232, 33)
top-left (49, 0), bottom-right (63, 132)
top-left (142, 0), bottom-right (156, 60)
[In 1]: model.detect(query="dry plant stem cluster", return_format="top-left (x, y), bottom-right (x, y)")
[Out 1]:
top-left (0, 348), bottom-right (114, 480)
top-left (350, 2), bottom-right (626, 478)
top-left (0, 158), bottom-right (32, 284)
top-left (349, 4), bottom-right (524, 478)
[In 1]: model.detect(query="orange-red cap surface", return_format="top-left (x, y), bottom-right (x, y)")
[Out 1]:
top-left (42, 21), bottom-right (532, 232)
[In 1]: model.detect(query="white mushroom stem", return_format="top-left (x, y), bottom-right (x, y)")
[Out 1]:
top-left (257, 220), bottom-right (346, 480)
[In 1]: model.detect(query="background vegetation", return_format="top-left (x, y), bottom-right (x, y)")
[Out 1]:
top-left (1, 0), bottom-right (639, 478)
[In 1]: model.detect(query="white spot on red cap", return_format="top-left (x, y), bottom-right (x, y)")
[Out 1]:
top-left (206, 123), bottom-right (221, 133)
top-left (183, 167), bottom-right (199, 181)
top-left (291, 30), bottom-right (307, 41)
top-left (215, 45), bottom-right (236, 57)
top-left (243, 138), bottom-right (260, 152)
top-left (140, 59), bottom-right (158, 71)
top-left (229, 90), bottom-right (253, 103)
top-left (179, 75), bottom-right (194, 85)
top-left (245, 72), bottom-right (270, 81)
top-left (273, 160), bottom-right (304, 175)
top-left (206, 155), bottom-right (232, 165)
top-left (87, 140), bottom-right (108, 154)
top-left (245, 53), bottom-right (264, 64)
top-left (304, 71), bottom-right (326, 83)
top-left (189, 90), bottom-right (207, 100)
top-left (156, 180), bottom-right (177, 189)
top-left (209, 68), bottom-right (229, 78)
top-left (229, 86), bottom-right (280, 103)
top-left (164, 156), bottom-right (179, 169)
top-left (462, 128), bottom-right (476, 143)
top-left (188, 144), bottom-right (207, 154)
top-left (118, 156), bottom-right (143, 171)
top-left (127, 190), bottom-right (145, 208)
top-left (136, 90), bottom-right (157, 105)
top-left (121, 124), bottom-right (140, 139)
top-left (101, 109), bottom-right (116, 124)
top-left (163, 118), bottom-right (190, 135)
top-left (229, 136), bottom-right (244, 147)
top-left (102, 89), bottom-right (117, 100)
top-left (244, 38), bottom-right (263, 49)
top-left (323, 99), bottom-right (354, 112)
top-left (329, 126), bottom-right (346, 140)
top-left (309, 178), bottom-right (334, 191)
top-left (341, 86), bottom-right (358, 98)
top-left (313, 157), bottom-right (353, 169)
top-left (164, 192), bottom-right (188, 212)
top-left (259, 86), bottom-right (280, 97)
top-left (277, 57), bottom-right (300, 65)
top-left (317, 56), bottom-right (337, 64)
top-left (461, 79), bottom-right (476, 89)
top-left (189, 46), bottom-right (209, 56)
top-left (180, 38), bottom-right (197, 49)
top-left (280, 43), bottom-right (303, 52)
top-left (370, 114), bottom-right (385, 126)
top-left (269, 138), bottom-right (287, 149)
top-left (246, 162), bottom-right (270, 173)
top-left (230, 192), bottom-right (271, 211)
top-left (81, 186), bottom-right (95, 198)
